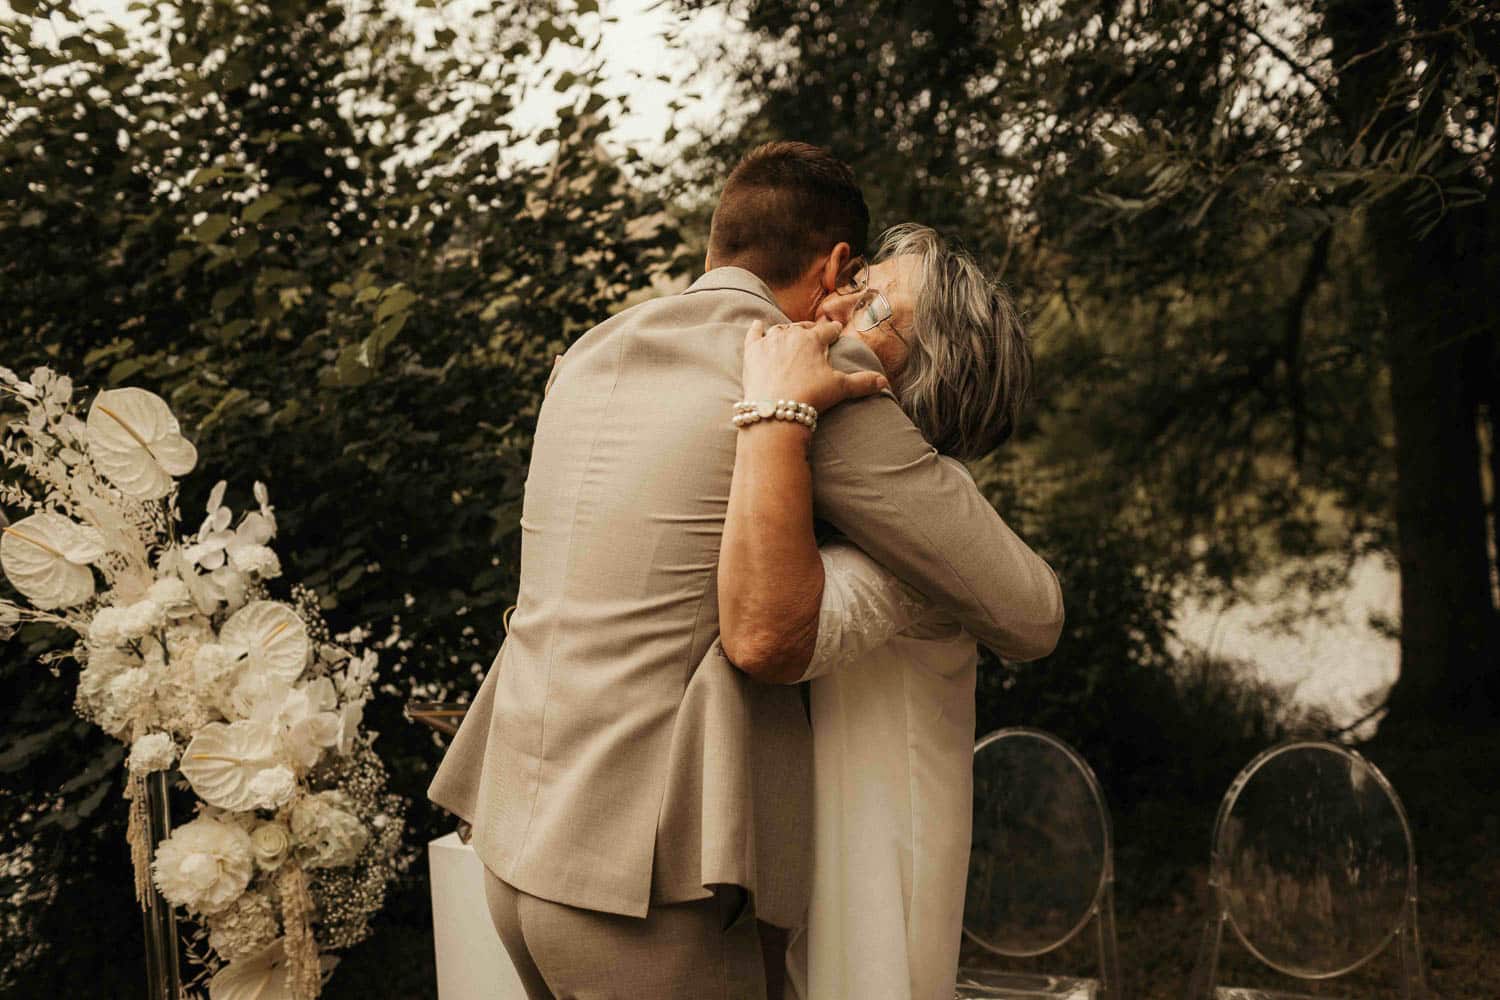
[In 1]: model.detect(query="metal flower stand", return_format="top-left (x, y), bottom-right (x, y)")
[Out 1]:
top-left (142, 770), bottom-right (183, 1000)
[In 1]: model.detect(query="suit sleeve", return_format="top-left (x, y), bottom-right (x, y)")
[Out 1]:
top-left (809, 337), bottom-right (1064, 661)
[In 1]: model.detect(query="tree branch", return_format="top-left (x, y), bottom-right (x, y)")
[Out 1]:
top-left (1203, 0), bottom-right (1337, 108)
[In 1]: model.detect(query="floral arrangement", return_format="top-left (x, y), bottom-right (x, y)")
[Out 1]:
top-left (0, 367), bottom-right (404, 999)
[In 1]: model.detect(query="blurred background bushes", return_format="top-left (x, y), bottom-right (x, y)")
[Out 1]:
top-left (2, 0), bottom-right (1496, 995)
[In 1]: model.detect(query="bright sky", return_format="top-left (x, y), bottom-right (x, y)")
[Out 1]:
top-left (64, 0), bottom-right (738, 164)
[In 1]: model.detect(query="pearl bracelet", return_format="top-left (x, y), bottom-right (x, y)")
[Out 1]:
top-left (732, 398), bottom-right (818, 432)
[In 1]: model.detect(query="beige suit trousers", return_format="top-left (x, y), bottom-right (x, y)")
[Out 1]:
top-left (483, 867), bottom-right (766, 1000)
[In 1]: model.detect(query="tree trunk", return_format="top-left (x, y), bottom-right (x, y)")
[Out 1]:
top-left (1323, 0), bottom-right (1499, 728)
top-left (1372, 205), bottom-right (1498, 726)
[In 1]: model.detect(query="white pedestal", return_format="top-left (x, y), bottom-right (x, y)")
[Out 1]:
top-left (429, 831), bottom-right (529, 1000)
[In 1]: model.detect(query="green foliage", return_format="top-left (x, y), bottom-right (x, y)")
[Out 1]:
top-left (679, 0), bottom-right (1498, 718)
top-left (0, 0), bottom-right (676, 991)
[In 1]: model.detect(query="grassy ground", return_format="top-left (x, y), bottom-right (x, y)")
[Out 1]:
top-left (317, 726), bottom-right (1500, 999)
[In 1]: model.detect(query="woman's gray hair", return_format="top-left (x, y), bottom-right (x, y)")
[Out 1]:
top-left (873, 223), bottom-right (1032, 461)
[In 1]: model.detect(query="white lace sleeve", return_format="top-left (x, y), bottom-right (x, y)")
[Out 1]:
top-left (799, 540), bottom-right (933, 681)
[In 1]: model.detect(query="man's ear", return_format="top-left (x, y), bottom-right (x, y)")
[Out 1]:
top-left (819, 242), bottom-right (852, 291)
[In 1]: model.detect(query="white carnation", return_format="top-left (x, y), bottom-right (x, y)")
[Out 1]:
top-left (246, 765), bottom-right (297, 810)
top-left (152, 815), bottom-right (254, 915)
top-left (205, 889), bottom-right (279, 963)
top-left (119, 598), bottom-right (163, 639)
top-left (290, 790), bottom-right (368, 869)
top-left (87, 605), bottom-right (129, 647)
top-left (164, 619), bottom-right (213, 671)
top-left (76, 645), bottom-right (138, 709)
top-left (97, 667), bottom-right (152, 737)
top-left (193, 642), bottom-right (238, 688)
top-left (128, 732), bottom-right (177, 775)
top-left (146, 576), bottom-right (196, 620)
top-left (226, 543), bottom-right (281, 580)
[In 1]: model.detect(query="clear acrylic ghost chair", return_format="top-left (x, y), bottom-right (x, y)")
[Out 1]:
top-left (957, 728), bottom-right (1122, 1000)
top-left (1189, 741), bottom-right (1427, 999)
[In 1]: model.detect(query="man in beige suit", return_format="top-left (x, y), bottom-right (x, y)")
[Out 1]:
top-left (428, 142), bottom-right (1064, 999)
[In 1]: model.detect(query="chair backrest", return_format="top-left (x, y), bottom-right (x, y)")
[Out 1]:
top-left (1192, 740), bottom-right (1425, 997)
top-left (963, 727), bottom-right (1114, 958)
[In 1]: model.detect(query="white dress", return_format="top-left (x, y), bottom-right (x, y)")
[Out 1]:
top-left (785, 539), bottom-right (979, 1000)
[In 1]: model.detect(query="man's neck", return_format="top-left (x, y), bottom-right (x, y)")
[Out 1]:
top-left (770, 282), bottom-right (818, 323)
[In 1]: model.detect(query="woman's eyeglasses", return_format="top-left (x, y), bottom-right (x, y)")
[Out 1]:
top-left (834, 257), bottom-right (908, 341)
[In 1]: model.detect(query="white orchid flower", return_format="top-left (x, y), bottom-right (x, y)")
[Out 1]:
top-left (238, 676), bottom-right (339, 771)
top-left (0, 511), bottom-right (107, 609)
top-left (85, 387), bottom-right (198, 500)
top-left (335, 700), bottom-right (365, 756)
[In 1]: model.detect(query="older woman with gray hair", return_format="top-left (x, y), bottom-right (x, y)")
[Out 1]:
top-left (717, 223), bottom-right (1046, 1000)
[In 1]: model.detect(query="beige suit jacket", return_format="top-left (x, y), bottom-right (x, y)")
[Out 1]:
top-left (427, 267), bottom-right (1063, 929)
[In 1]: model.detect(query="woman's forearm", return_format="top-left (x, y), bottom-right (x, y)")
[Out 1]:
top-left (718, 421), bottom-right (824, 684)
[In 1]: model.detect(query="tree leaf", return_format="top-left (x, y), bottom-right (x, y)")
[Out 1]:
top-left (194, 214), bottom-right (232, 244)
top-left (242, 192), bottom-right (284, 224)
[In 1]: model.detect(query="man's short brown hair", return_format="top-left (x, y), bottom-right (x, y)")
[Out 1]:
top-left (708, 141), bottom-right (869, 289)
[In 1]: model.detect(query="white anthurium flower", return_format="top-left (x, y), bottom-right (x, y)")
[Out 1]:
top-left (219, 601), bottom-right (309, 688)
top-left (180, 720), bottom-right (282, 811)
top-left (85, 387), bottom-right (198, 500)
top-left (207, 938), bottom-right (293, 1000)
top-left (0, 511), bottom-right (107, 609)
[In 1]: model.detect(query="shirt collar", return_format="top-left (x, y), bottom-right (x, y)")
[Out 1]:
top-left (684, 266), bottom-right (785, 315)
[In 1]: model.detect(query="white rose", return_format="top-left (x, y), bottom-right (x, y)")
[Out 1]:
top-left (246, 765), bottom-right (297, 810)
top-left (128, 732), bottom-right (177, 775)
top-left (249, 822), bottom-right (292, 871)
top-left (151, 816), bottom-right (254, 915)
